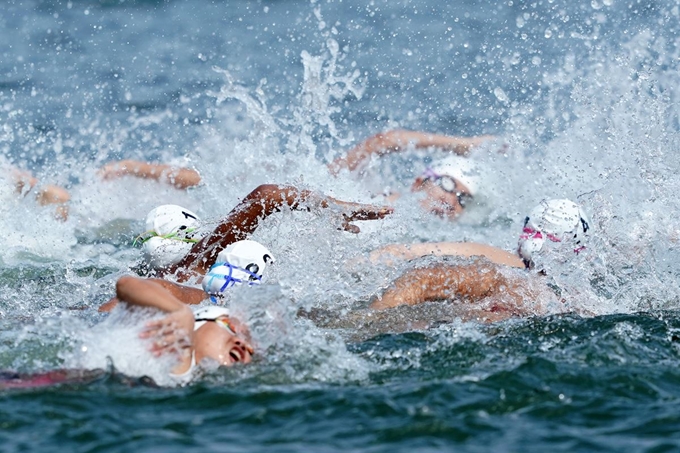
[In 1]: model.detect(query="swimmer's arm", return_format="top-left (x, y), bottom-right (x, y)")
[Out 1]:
top-left (370, 262), bottom-right (513, 310)
top-left (99, 159), bottom-right (202, 189)
top-left (115, 276), bottom-right (191, 313)
top-left (139, 279), bottom-right (206, 306)
top-left (329, 130), bottom-right (495, 174)
top-left (99, 278), bottom-right (206, 312)
top-left (169, 184), bottom-right (393, 278)
top-left (369, 242), bottom-right (525, 268)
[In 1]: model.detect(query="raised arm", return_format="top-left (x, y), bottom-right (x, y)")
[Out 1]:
top-left (329, 130), bottom-right (494, 174)
top-left (167, 184), bottom-right (393, 279)
top-left (369, 242), bottom-right (525, 268)
top-left (369, 261), bottom-right (522, 311)
top-left (99, 159), bottom-right (202, 190)
top-left (99, 277), bottom-right (206, 312)
top-left (115, 275), bottom-right (193, 313)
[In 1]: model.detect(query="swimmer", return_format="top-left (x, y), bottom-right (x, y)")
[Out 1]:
top-left (100, 239), bottom-right (273, 312)
top-left (303, 200), bottom-right (590, 335)
top-left (363, 199), bottom-right (592, 323)
top-left (368, 199), bottom-right (588, 268)
top-left (329, 129), bottom-right (498, 219)
top-left (137, 183), bottom-right (393, 281)
top-left (98, 159), bottom-right (202, 190)
top-left (116, 275), bottom-right (254, 381)
top-left (0, 276), bottom-right (251, 389)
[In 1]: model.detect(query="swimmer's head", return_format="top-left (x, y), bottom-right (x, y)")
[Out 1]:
top-left (411, 155), bottom-right (487, 219)
top-left (145, 204), bottom-right (202, 240)
top-left (193, 306), bottom-right (253, 366)
top-left (201, 240), bottom-right (274, 299)
top-left (138, 205), bottom-right (203, 268)
top-left (430, 155), bottom-right (485, 196)
top-left (517, 199), bottom-right (591, 268)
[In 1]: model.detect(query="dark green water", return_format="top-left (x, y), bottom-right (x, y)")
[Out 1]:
top-left (3, 313), bottom-right (680, 452)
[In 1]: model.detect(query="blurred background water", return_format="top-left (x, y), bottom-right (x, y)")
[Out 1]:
top-left (1, 0), bottom-right (680, 451)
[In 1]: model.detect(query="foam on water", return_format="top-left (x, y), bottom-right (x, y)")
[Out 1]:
top-left (62, 307), bottom-right (182, 387)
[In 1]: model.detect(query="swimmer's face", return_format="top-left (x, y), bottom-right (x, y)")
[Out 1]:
top-left (194, 316), bottom-right (254, 366)
top-left (411, 176), bottom-right (472, 219)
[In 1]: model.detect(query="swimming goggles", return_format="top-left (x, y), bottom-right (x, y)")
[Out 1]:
top-left (204, 262), bottom-right (262, 303)
top-left (193, 316), bottom-right (254, 355)
top-left (520, 225), bottom-right (586, 254)
top-left (133, 227), bottom-right (200, 246)
top-left (421, 167), bottom-right (473, 208)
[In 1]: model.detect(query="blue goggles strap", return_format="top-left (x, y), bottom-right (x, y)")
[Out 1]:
top-left (205, 262), bottom-right (262, 303)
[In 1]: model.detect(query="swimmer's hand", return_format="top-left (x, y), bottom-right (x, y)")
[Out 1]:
top-left (140, 305), bottom-right (194, 361)
top-left (336, 203), bottom-right (393, 234)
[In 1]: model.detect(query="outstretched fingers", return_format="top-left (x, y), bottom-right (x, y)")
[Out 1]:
top-left (141, 317), bottom-right (192, 357)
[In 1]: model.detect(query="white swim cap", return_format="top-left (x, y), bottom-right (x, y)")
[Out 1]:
top-left (517, 199), bottom-right (591, 265)
top-left (430, 155), bottom-right (486, 196)
top-left (193, 306), bottom-right (230, 330)
top-left (201, 240), bottom-right (274, 296)
top-left (145, 205), bottom-right (201, 240)
top-left (139, 205), bottom-right (203, 269)
top-left (216, 240), bottom-right (274, 278)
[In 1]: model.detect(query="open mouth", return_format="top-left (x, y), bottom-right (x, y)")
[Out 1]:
top-left (229, 347), bottom-right (244, 363)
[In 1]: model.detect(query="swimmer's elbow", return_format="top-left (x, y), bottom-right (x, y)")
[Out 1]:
top-left (245, 183), bottom-right (279, 200)
top-left (249, 183), bottom-right (303, 207)
top-left (115, 275), bottom-right (139, 302)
